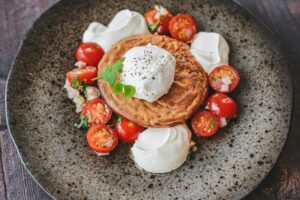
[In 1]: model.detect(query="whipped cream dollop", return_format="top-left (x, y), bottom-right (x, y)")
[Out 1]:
top-left (120, 44), bottom-right (176, 102)
top-left (131, 124), bottom-right (191, 173)
top-left (190, 32), bottom-right (230, 73)
top-left (83, 9), bottom-right (150, 52)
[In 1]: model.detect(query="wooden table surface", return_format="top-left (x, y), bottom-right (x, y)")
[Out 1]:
top-left (0, 0), bottom-right (299, 199)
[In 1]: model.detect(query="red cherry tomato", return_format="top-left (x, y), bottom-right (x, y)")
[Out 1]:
top-left (114, 117), bottom-right (144, 143)
top-left (81, 98), bottom-right (112, 126)
top-left (209, 65), bottom-right (240, 93)
top-left (169, 14), bottom-right (197, 42)
top-left (144, 6), bottom-right (172, 35)
top-left (191, 111), bottom-right (220, 137)
top-left (67, 66), bottom-right (97, 85)
top-left (207, 93), bottom-right (238, 118)
top-left (87, 124), bottom-right (118, 153)
top-left (75, 42), bottom-right (105, 67)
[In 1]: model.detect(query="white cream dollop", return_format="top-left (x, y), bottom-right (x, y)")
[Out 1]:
top-left (190, 32), bottom-right (230, 73)
top-left (83, 9), bottom-right (150, 52)
top-left (131, 124), bottom-right (191, 173)
top-left (120, 44), bottom-right (176, 102)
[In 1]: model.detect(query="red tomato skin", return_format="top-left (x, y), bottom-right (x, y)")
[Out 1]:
top-left (144, 8), bottom-right (172, 35)
top-left (191, 111), bottom-right (220, 137)
top-left (156, 15), bottom-right (172, 35)
top-left (208, 93), bottom-right (238, 118)
top-left (81, 98), bottom-right (112, 126)
top-left (114, 118), bottom-right (144, 143)
top-left (75, 42), bottom-right (104, 67)
top-left (209, 65), bottom-right (240, 93)
top-left (169, 14), bottom-right (197, 42)
top-left (87, 124), bottom-right (118, 153)
top-left (67, 66), bottom-right (97, 85)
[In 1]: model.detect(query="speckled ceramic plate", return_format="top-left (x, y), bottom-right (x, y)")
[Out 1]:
top-left (5, 0), bottom-right (293, 199)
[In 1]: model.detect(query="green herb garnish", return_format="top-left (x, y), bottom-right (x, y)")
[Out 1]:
top-left (117, 116), bottom-right (122, 122)
top-left (72, 78), bottom-right (86, 94)
top-left (112, 82), bottom-right (124, 95)
top-left (148, 19), bottom-right (161, 33)
top-left (93, 57), bottom-right (136, 98)
top-left (211, 75), bottom-right (217, 81)
top-left (210, 118), bottom-right (215, 127)
top-left (123, 85), bottom-right (136, 98)
top-left (75, 115), bottom-right (88, 129)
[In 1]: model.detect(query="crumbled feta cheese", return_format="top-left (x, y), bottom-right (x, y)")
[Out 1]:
top-left (220, 117), bottom-right (227, 128)
top-left (85, 86), bottom-right (100, 101)
top-left (222, 77), bottom-right (232, 85)
top-left (73, 96), bottom-right (85, 113)
top-left (95, 152), bottom-right (110, 156)
top-left (74, 61), bottom-right (86, 68)
top-left (221, 84), bottom-right (229, 92)
top-left (154, 5), bottom-right (168, 19)
top-left (64, 79), bottom-right (80, 99)
top-left (64, 79), bottom-right (85, 113)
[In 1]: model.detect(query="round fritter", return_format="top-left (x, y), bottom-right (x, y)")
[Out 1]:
top-left (97, 34), bottom-right (208, 127)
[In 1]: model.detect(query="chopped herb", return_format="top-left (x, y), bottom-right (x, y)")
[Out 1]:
top-left (92, 57), bottom-right (136, 98)
top-left (72, 78), bottom-right (86, 94)
top-left (211, 75), bottom-right (217, 81)
top-left (117, 116), bottom-right (122, 122)
top-left (148, 19), bottom-right (161, 33)
top-left (75, 115), bottom-right (88, 129)
top-left (210, 118), bottom-right (215, 126)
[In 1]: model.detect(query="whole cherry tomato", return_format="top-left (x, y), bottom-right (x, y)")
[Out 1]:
top-left (75, 42), bottom-right (105, 67)
top-left (169, 14), bottom-right (197, 42)
top-left (115, 117), bottom-right (144, 143)
top-left (207, 93), bottom-right (238, 118)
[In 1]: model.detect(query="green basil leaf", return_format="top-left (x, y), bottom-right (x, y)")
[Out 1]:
top-left (113, 82), bottom-right (124, 95)
top-left (123, 84), bottom-right (136, 98)
top-left (100, 71), bottom-right (117, 85)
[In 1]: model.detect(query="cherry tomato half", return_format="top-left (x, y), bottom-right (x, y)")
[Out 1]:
top-left (192, 111), bottom-right (220, 137)
top-left (169, 14), bottom-right (197, 42)
top-left (87, 124), bottom-right (118, 153)
top-left (209, 65), bottom-right (240, 93)
top-left (207, 93), bottom-right (238, 118)
top-left (81, 98), bottom-right (112, 126)
top-left (144, 6), bottom-right (172, 35)
top-left (114, 117), bottom-right (144, 143)
top-left (75, 42), bottom-right (105, 67)
top-left (67, 66), bottom-right (97, 85)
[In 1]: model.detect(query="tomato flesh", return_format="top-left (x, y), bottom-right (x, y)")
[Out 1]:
top-left (169, 14), bottom-right (197, 42)
top-left (192, 111), bottom-right (220, 137)
top-left (67, 66), bottom-right (97, 85)
top-left (75, 42), bottom-right (105, 67)
top-left (81, 98), bottom-right (112, 126)
top-left (207, 93), bottom-right (238, 118)
top-left (87, 124), bottom-right (118, 153)
top-left (209, 65), bottom-right (240, 93)
top-left (144, 7), bottom-right (172, 35)
top-left (114, 117), bottom-right (144, 143)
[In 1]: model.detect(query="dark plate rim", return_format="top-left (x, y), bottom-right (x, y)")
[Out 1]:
top-left (4, 0), bottom-right (295, 199)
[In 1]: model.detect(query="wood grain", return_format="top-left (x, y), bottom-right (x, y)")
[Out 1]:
top-left (0, 0), bottom-right (299, 199)
top-left (235, 0), bottom-right (300, 199)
